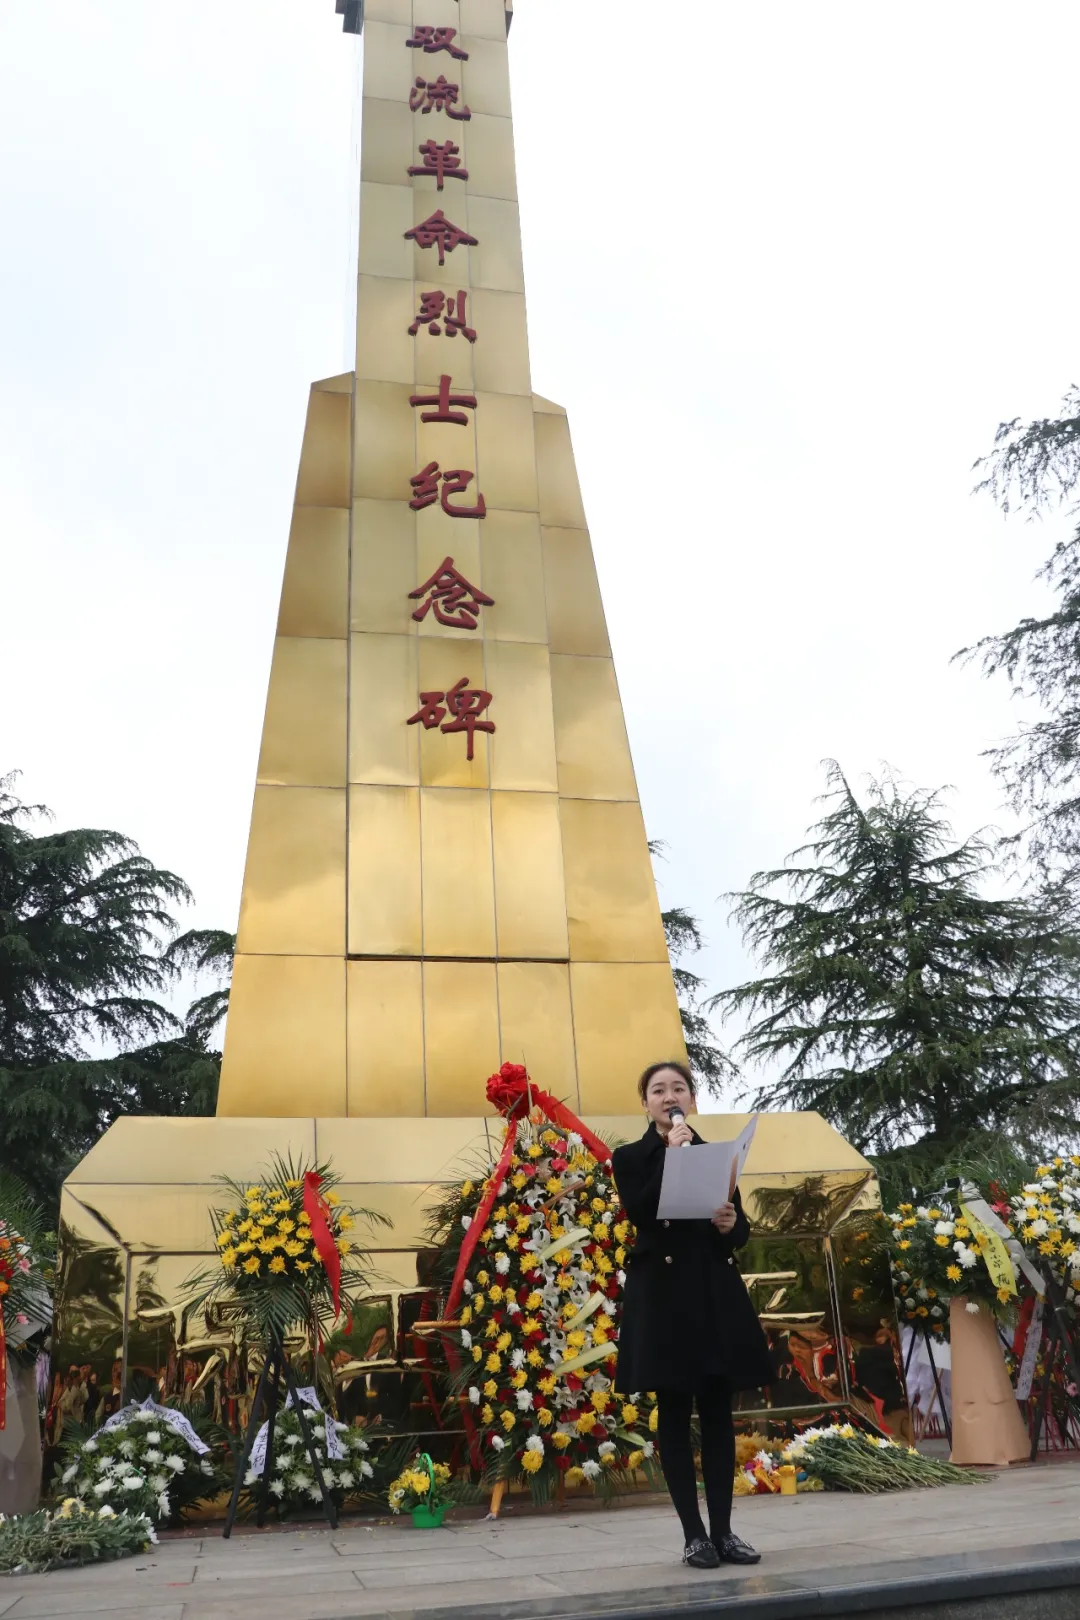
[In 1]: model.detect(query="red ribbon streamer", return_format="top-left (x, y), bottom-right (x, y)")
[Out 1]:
top-left (445, 1064), bottom-right (612, 1319)
top-left (0, 1304), bottom-right (6, 1432)
top-left (303, 1172), bottom-right (343, 1324)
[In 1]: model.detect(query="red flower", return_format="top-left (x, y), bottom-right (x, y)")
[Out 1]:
top-left (551, 1158), bottom-right (568, 1172)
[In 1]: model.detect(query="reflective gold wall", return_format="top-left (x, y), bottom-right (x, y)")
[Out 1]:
top-left (217, 0), bottom-right (685, 1117)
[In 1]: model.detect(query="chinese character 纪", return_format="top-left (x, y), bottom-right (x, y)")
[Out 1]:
top-left (409, 462), bottom-right (487, 519)
top-left (404, 209), bottom-right (477, 267)
top-left (408, 139), bottom-right (468, 191)
top-left (405, 25), bottom-right (468, 59)
top-left (408, 290), bottom-right (477, 342)
top-left (409, 557), bottom-right (494, 630)
top-left (409, 75), bottom-right (470, 120)
top-left (407, 677), bottom-right (494, 760)
top-left (409, 374), bottom-right (477, 425)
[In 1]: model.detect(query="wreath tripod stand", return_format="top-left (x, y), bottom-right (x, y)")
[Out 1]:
top-left (222, 1327), bottom-right (338, 1538)
top-left (1028, 1273), bottom-right (1080, 1461)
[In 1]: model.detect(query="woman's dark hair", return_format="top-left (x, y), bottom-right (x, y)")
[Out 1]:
top-left (637, 1059), bottom-right (696, 1105)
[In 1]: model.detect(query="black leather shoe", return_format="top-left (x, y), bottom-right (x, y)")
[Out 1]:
top-left (682, 1536), bottom-right (721, 1568)
top-left (715, 1531), bottom-right (760, 1564)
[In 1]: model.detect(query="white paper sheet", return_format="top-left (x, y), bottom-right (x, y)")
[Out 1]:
top-left (656, 1116), bottom-right (758, 1220)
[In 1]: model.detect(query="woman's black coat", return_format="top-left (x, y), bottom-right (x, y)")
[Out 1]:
top-left (612, 1122), bottom-right (775, 1395)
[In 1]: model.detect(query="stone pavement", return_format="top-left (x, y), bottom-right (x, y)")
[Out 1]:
top-left (1, 1463), bottom-right (1079, 1620)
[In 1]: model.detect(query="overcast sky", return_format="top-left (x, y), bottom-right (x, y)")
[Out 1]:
top-left (2, 2), bottom-right (1077, 1104)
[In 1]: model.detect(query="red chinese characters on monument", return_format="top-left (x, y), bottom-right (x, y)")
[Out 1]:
top-left (409, 374), bottom-right (477, 425)
top-left (406, 25), bottom-right (469, 59)
top-left (405, 209), bottom-right (477, 267)
top-left (408, 139), bottom-right (468, 191)
top-left (408, 677), bottom-right (494, 760)
top-left (409, 557), bottom-right (493, 630)
top-left (408, 290), bottom-right (477, 342)
top-left (409, 75), bottom-right (470, 120)
top-left (409, 463), bottom-right (486, 519)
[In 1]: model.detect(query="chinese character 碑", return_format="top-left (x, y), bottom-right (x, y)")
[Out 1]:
top-left (404, 209), bottom-right (477, 267)
top-left (407, 677), bottom-right (495, 760)
top-left (409, 462), bottom-right (486, 519)
top-left (408, 290), bottom-right (477, 342)
top-left (409, 75), bottom-right (470, 120)
top-left (405, 25), bottom-right (468, 59)
top-left (409, 557), bottom-right (494, 630)
top-left (409, 374), bottom-right (477, 426)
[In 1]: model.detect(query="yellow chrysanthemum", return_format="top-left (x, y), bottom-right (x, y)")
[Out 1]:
top-left (536, 1405), bottom-right (553, 1427)
top-left (496, 1331), bottom-right (512, 1352)
top-left (473, 1293), bottom-right (486, 1312)
top-left (220, 1248), bottom-right (237, 1268)
top-left (296, 1259), bottom-right (313, 1273)
top-left (575, 1412), bottom-right (597, 1434)
top-left (500, 1410), bottom-right (516, 1432)
top-left (486, 1352), bottom-right (501, 1373)
top-left (538, 1375), bottom-right (556, 1396)
top-left (481, 1403), bottom-right (494, 1424)
top-left (461, 1179), bottom-right (474, 1197)
top-left (237, 1219), bottom-right (253, 1235)
top-left (527, 1348), bottom-right (544, 1368)
top-left (269, 1255), bottom-right (287, 1274)
top-left (511, 1370), bottom-right (528, 1389)
top-left (277, 1218), bottom-right (295, 1235)
top-left (552, 1431), bottom-right (571, 1450)
top-left (511, 1172), bottom-right (527, 1190)
top-left (649, 1407), bottom-right (659, 1432)
top-left (516, 1217), bottom-right (531, 1234)
top-left (622, 1403), bottom-right (639, 1426)
top-left (488, 1284), bottom-right (504, 1303)
top-left (934, 1235), bottom-right (950, 1248)
top-left (627, 1449), bottom-right (644, 1470)
top-left (485, 1321), bottom-right (499, 1340)
top-left (282, 1240), bottom-right (304, 1257)
top-left (506, 1234), bottom-right (520, 1251)
top-left (897, 1240), bottom-right (911, 1251)
top-left (337, 1239), bottom-right (352, 1255)
top-left (565, 1466), bottom-right (585, 1488)
top-left (946, 1264), bottom-right (962, 1282)
top-left (243, 1256), bottom-right (261, 1274)
top-left (258, 1238), bottom-right (278, 1255)
top-left (590, 1390), bottom-right (610, 1412)
top-left (521, 1449), bottom-right (543, 1474)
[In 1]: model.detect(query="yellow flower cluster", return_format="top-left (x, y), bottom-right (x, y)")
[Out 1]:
top-left (387, 1458), bottom-right (451, 1512)
top-left (213, 1175), bottom-right (356, 1286)
top-left (1009, 1158), bottom-right (1080, 1300)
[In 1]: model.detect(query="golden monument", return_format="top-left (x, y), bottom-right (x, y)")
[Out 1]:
top-left (52, 0), bottom-right (902, 1449)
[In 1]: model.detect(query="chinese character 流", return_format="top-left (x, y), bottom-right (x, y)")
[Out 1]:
top-left (409, 75), bottom-right (470, 120)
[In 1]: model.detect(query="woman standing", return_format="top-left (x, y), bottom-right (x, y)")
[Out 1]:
top-left (613, 1061), bottom-right (774, 1569)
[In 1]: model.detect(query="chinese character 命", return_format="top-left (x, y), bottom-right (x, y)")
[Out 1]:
top-left (405, 209), bottom-right (477, 266)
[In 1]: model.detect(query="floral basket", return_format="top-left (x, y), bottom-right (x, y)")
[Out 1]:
top-left (388, 1452), bottom-right (454, 1526)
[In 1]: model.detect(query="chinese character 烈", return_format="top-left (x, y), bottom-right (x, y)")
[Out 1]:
top-left (408, 290), bottom-right (477, 342)
top-left (404, 209), bottom-right (477, 267)
top-left (409, 557), bottom-right (494, 630)
top-left (409, 462), bottom-right (486, 519)
top-left (409, 75), bottom-right (471, 120)
top-left (407, 676), bottom-right (494, 761)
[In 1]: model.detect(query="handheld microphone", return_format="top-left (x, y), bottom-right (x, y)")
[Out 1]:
top-left (667, 1106), bottom-right (691, 1145)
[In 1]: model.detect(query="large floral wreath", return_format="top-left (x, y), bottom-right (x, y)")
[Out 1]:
top-left (433, 1066), bottom-right (662, 1500)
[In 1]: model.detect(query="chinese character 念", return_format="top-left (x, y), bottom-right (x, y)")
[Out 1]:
top-left (407, 677), bottom-right (494, 760)
top-left (409, 374), bottom-right (477, 425)
top-left (409, 75), bottom-right (470, 120)
top-left (409, 462), bottom-right (486, 519)
top-left (408, 290), bottom-right (477, 342)
top-left (409, 557), bottom-right (494, 630)
top-left (407, 139), bottom-right (468, 191)
top-left (405, 25), bottom-right (468, 59)
top-left (405, 209), bottom-right (477, 267)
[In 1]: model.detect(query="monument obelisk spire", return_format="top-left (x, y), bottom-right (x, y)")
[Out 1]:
top-left (216, 0), bottom-right (685, 1120)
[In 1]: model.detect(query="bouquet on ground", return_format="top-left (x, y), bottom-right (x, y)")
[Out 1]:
top-left (0, 1498), bottom-right (156, 1575)
top-left (1005, 1155), bottom-right (1080, 1306)
top-left (0, 1172), bottom-right (54, 1425)
top-left (432, 1064), bottom-right (663, 1502)
top-left (388, 1452), bottom-right (455, 1524)
top-left (242, 1396), bottom-right (376, 1516)
top-left (187, 1154), bottom-right (387, 1345)
top-left (53, 1398), bottom-right (226, 1525)
top-left (782, 1423), bottom-right (982, 1492)
top-left (884, 1198), bottom-right (1009, 1334)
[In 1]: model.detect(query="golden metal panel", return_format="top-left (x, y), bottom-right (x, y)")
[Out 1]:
top-left (355, 274), bottom-right (416, 385)
top-left (68, 1117), bottom-right (318, 1185)
top-left (485, 640), bottom-right (557, 791)
top-left (409, 187), bottom-right (475, 283)
top-left (462, 113), bottom-right (517, 202)
top-left (419, 787), bottom-right (495, 955)
top-left (312, 1116), bottom-right (499, 1179)
top-left (360, 92), bottom-right (416, 188)
top-left (257, 636), bottom-right (347, 787)
top-left (491, 792), bottom-right (567, 957)
top-left (416, 638), bottom-right (490, 786)
top-left (353, 379), bottom-right (417, 501)
top-left (365, 0), bottom-right (412, 25)
top-left (480, 509), bottom-right (546, 643)
top-left (349, 632), bottom-right (420, 785)
top-left (414, 417), bottom-right (478, 502)
top-left (358, 181), bottom-right (415, 281)
top-left (236, 786), bottom-right (345, 956)
top-left (346, 960), bottom-right (424, 1116)
top-left (470, 290), bottom-right (531, 396)
top-left (535, 407), bottom-right (587, 529)
top-left (423, 962), bottom-right (500, 1113)
top-left (294, 387), bottom-right (351, 508)
top-left (414, 508), bottom-right (482, 625)
top-left (551, 654), bottom-right (638, 800)
top-left (413, 284), bottom-right (477, 392)
top-left (277, 507), bottom-right (349, 639)
top-left (351, 499), bottom-right (418, 635)
top-left (359, 21), bottom-right (412, 103)
top-left (497, 962), bottom-right (577, 1104)
top-left (219, 954), bottom-right (346, 1116)
top-left (542, 525), bottom-right (611, 657)
top-left (570, 963), bottom-right (687, 1114)
top-left (457, 0), bottom-right (508, 41)
top-left (347, 784), bottom-right (421, 955)
top-left (464, 195), bottom-right (524, 292)
top-left (461, 36), bottom-right (512, 119)
top-left (475, 390), bottom-right (538, 511)
top-left (560, 798), bottom-right (668, 963)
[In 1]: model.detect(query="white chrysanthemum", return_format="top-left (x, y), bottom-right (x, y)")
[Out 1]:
top-left (617, 1270), bottom-right (626, 1288)
top-left (461, 1215), bottom-right (472, 1231)
top-left (150, 1473), bottom-right (168, 1492)
top-left (965, 1301), bottom-right (981, 1314)
top-left (916, 1206), bottom-right (929, 1219)
top-left (931, 1305), bottom-right (944, 1317)
top-left (146, 1431), bottom-right (162, 1444)
top-left (460, 1329), bottom-right (472, 1348)
top-left (916, 1287), bottom-right (928, 1300)
top-left (495, 1254), bottom-right (511, 1275)
top-left (1067, 1215), bottom-right (1080, 1234)
top-left (933, 1221), bottom-right (954, 1236)
top-left (505, 1298), bottom-right (521, 1315)
top-left (468, 1386), bottom-right (481, 1404)
top-left (270, 1480), bottom-right (285, 1497)
top-left (524, 1436), bottom-right (544, 1454)
top-left (510, 1348), bottom-right (526, 1369)
top-left (92, 1479), bottom-right (113, 1497)
top-left (61, 1464), bottom-right (78, 1484)
top-left (121, 1476), bottom-right (142, 1492)
top-left (515, 1390), bottom-right (533, 1411)
top-left (98, 1505), bottom-right (116, 1519)
top-left (581, 1460), bottom-right (601, 1479)
top-left (339, 1469), bottom-right (355, 1488)
top-left (144, 1449), bottom-right (163, 1465)
top-left (360, 1460), bottom-right (374, 1479)
top-left (118, 1440), bottom-right (135, 1457)
top-left (957, 1246), bottom-right (978, 1269)
top-left (493, 1222), bottom-right (508, 1239)
top-left (290, 1473), bottom-right (312, 1491)
top-left (350, 1433), bottom-right (369, 1451)
top-left (643, 1441), bottom-right (655, 1458)
top-left (244, 1469), bottom-right (257, 1486)
top-left (284, 1434), bottom-right (301, 1448)
top-left (84, 1439), bottom-right (98, 1453)
top-left (567, 1132), bottom-right (582, 1147)
top-left (1070, 1251), bottom-right (1080, 1271)
top-left (597, 1441), bottom-right (616, 1459)
top-left (1029, 1218), bottom-right (1049, 1237)
top-left (491, 1435), bottom-right (505, 1452)
top-left (133, 1412), bottom-right (154, 1423)
top-left (463, 1279), bottom-right (474, 1296)
top-left (165, 1456), bottom-right (185, 1473)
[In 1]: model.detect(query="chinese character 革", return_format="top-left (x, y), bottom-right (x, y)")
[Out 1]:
top-left (405, 25), bottom-right (468, 59)
top-left (409, 462), bottom-right (486, 519)
top-left (409, 75), bottom-right (470, 120)
top-left (409, 374), bottom-right (477, 425)
top-left (407, 139), bottom-right (468, 191)
top-left (408, 290), bottom-right (477, 342)
top-left (404, 209), bottom-right (477, 266)
top-left (407, 677), bottom-right (495, 760)
top-left (409, 557), bottom-right (494, 630)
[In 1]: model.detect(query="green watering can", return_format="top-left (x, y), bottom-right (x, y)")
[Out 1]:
top-left (410, 1452), bottom-right (447, 1528)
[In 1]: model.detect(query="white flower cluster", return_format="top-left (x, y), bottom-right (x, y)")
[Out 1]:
top-left (60, 1409), bottom-right (214, 1524)
top-left (243, 1409), bottom-right (374, 1505)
